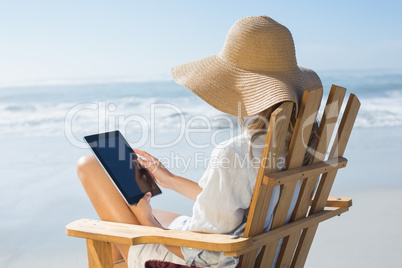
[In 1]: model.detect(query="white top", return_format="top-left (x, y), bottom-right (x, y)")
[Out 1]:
top-left (180, 131), bottom-right (302, 267)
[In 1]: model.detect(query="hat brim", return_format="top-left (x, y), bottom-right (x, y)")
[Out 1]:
top-left (172, 54), bottom-right (321, 117)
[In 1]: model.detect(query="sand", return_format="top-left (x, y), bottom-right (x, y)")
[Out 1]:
top-left (0, 126), bottom-right (401, 267)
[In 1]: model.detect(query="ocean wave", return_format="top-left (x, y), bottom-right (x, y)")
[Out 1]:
top-left (354, 93), bottom-right (402, 128)
top-left (3, 104), bottom-right (36, 112)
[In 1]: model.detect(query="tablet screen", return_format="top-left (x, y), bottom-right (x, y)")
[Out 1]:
top-left (84, 130), bottom-right (161, 205)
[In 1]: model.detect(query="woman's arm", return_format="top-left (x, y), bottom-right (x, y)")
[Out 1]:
top-left (168, 174), bottom-right (202, 202)
top-left (134, 149), bottom-right (202, 201)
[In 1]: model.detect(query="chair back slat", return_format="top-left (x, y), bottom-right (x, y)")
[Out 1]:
top-left (276, 85), bottom-right (346, 266)
top-left (240, 102), bottom-right (294, 267)
top-left (311, 93), bottom-right (361, 214)
top-left (256, 87), bottom-right (323, 267)
top-left (291, 93), bottom-right (361, 268)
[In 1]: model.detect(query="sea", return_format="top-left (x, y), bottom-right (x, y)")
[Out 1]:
top-left (1, 70), bottom-right (402, 142)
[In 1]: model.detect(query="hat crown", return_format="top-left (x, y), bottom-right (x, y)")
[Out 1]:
top-left (219, 16), bottom-right (297, 72)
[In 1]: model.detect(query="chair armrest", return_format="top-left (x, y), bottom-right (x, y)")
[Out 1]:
top-left (66, 219), bottom-right (251, 253)
top-left (325, 196), bottom-right (352, 208)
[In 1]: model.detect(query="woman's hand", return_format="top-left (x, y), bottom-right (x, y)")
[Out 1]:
top-left (133, 149), bottom-right (174, 189)
top-left (134, 148), bottom-right (202, 201)
top-left (130, 192), bottom-right (162, 227)
top-left (130, 192), bottom-right (184, 259)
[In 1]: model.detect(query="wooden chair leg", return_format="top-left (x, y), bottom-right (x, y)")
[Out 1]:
top-left (86, 239), bottom-right (113, 268)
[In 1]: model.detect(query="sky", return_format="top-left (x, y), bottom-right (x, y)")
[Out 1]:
top-left (0, 0), bottom-right (401, 86)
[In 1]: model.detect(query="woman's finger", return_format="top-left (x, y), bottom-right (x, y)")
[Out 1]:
top-left (138, 158), bottom-right (153, 167)
top-left (133, 148), bottom-right (143, 154)
top-left (133, 149), bottom-right (148, 158)
top-left (143, 192), bottom-right (152, 203)
top-left (134, 149), bottom-right (157, 162)
top-left (138, 158), bottom-right (160, 174)
top-left (134, 149), bottom-right (151, 158)
top-left (137, 157), bottom-right (146, 166)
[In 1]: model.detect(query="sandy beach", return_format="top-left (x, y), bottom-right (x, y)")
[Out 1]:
top-left (1, 124), bottom-right (401, 267)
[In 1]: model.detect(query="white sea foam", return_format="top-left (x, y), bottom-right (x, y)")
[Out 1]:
top-left (0, 92), bottom-right (230, 140)
top-left (354, 91), bottom-right (402, 128)
top-left (316, 89), bottom-right (402, 129)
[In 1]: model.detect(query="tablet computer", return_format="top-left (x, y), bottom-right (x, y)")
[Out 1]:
top-left (84, 130), bottom-right (161, 205)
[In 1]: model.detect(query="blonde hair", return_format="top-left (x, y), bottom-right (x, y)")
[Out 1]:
top-left (238, 103), bottom-right (318, 167)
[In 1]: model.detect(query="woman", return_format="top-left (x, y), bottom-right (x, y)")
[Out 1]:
top-left (77, 15), bottom-right (322, 267)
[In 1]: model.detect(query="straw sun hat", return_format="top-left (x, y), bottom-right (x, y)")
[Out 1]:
top-left (172, 15), bottom-right (322, 117)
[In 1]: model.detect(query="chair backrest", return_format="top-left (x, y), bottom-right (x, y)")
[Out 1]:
top-left (239, 85), bottom-right (360, 267)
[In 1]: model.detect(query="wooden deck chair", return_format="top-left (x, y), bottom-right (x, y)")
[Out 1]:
top-left (66, 85), bottom-right (360, 268)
